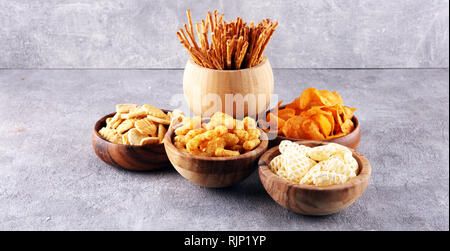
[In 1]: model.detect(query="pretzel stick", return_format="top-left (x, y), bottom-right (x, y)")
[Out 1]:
top-left (226, 39), bottom-right (232, 69)
top-left (212, 32), bottom-right (222, 66)
top-left (221, 34), bottom-right (227, 69)
top-left (234, 36), bottom-right (244, 67)
top-left (195, 23), bottom-right (205, 52)
top-left (185, 10), bottom-right (199, 49)
top-left (177, 33), bottom-right (203, 66)
top-left (179, 29), bottom-right (190, 47)
top-left (208, 49), bottom-right (223, 70)
top-left (250, 33), bottom-right (265, 67)
top-left (214, 10), bottom-right (218, 27)
top-left (201, 20), bottom-right (209, 51)
top-left (236, 41), bottom-right (249, 69)
top-left (257, 22), bottom-right (278, 63)
top-left (178, 10), bottom-right (277, 70)
top-left (208, 11), bottom-right (214, 34)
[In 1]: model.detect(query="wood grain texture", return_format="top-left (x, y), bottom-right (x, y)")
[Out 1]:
top-left (258, 140), bottom-right (371, 215)
top-left (92, 112), bottom-right (171, 171)
top-left (163, 123), bottom-right (269, 188)
top-left (265, 105), bottom-right (361, 149)
top-left (183, 57), bottom-right (274, 118)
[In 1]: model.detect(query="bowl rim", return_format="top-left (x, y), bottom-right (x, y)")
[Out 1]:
top-left (258, 140), bottom-right (371, 191)
top-left (93, 110), bottom-right (171, 148)
top-left (164, 120), bottom-right (269, 161)
top-left (186, 56), bottom-right (269, 73)
top-left (264, 105), bottom-right (360, 142)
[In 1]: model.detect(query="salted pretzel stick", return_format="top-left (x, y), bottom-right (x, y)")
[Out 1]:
top-left (250, 33), bottom-right (265, 66)
top-left (192, 47), bottom-right (213, 69)
top-left (185, 10), bottom-right (199, 49)
top-left (201, 20), bottom-right (209, 51)
top-left (184, 23), bottom-right (198, 50)
top-left (212, 32), bottom-right (222, 66)
top-left (234, 36), bottom-right (244, 68)
top-left (177, 33), bottom-right (203, 66)
top-left (207, 12), bottom-right (214, 33)
top-left (178, 29), bottom-right (190, 46)
top-left (208, 49), bottom-right (223, 70)
top-left (214, 10), bottom-right (218, 28)
top-left (221, 34), bottom-right (227, 69)
top-left (195, 23), bottom-right (205, 52)
top-left (236, 41), bottom-right (249, 69)
top-left (257, 22), bottom-right (278, 63)
top-left (226, 39), bottom-right (232, 69)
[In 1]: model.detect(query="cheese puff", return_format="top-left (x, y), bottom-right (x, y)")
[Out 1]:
top-left (230, 145), bottom-right (244, 153)
top-left (243, 117), bottom-right (257, 130)
top-left (184, 128), bottom-right (207, 142)
top-left (243, 138), bottom-right (261, 151)
top-left (215, 148), bottom-right (240, 157)
top-left (174, 135), bottom-right (186, 144)
top-left (211, 112), bottom-right (235, 129)
top-left (203, 121), bottom-right (216, 130)
top-left (175, 116), bottom-right (202, 135)
top-left (247, 128), bottom-right (261, 140)
top-left (223, 133), bottom-right (240, 147)
top-left (206, 137), bottom-right (226, 156)
top-left (234, 120), bottom-right (244, 130)
top-left (186, 130), bottom-right (217, 154)
top-left (233, 129), bottom-right (249, 144)
top-left (214, 125), bottom-right (228, 136)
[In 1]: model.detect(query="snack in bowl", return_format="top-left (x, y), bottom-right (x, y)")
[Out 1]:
top-left (270, 140), bottom-right (358, 186)
top-left (264, 88), bottom-right (357, 140)
top-left (258, 140), bottom-right (370, 215)
top-left (177, 9), bottom-right (278, 70)
top-left (98, 104), bottom-right (171, 146)
top-left (173, 112), bottom-right (262, 157)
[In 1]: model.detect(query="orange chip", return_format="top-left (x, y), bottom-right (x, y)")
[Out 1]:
top-left (340, 119), bottom-right (355, 134)
top-left (299, 88), bottom-right (327, 109)
top-left (343, 106), bottom-right (357, 120)
top-left (277, 108), bottom-right (296, 121)
top-left (282, 116), bottom-right (306, 139)
top-left (318, 90), bottom-right (343, 106)
top-left (275, 88), bottom-right (357, 140)
top-left (267, 112), bottom-right (285, 133)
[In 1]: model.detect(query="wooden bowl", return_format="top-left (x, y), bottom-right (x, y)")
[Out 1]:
top-left (92, 112), bottom-right (171, 171)
top-left (163, 124), bottom-right (269, 188)
top-left (258, 140), bottom-right (371, 215)
top-left (264, 106), bottom-right (361, 149)
top-left (183, 57), bottom-right (274, 118)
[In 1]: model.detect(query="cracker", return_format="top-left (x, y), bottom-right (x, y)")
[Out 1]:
top-left (116, 104), bottom-right (138, 113)
top-left (142, 104), bottom-right (167, 118)
top-left (135, 118), bottom-right (157, 136)
top-left (157, 124), bottom-right (167, 143)
top-left (116, 119), bottom-right (134, 134)
top-left (147, 115), bottom-right (170, 125)
top-left (111, 119), bottom-right (124, 129)
top-left (107, 113), bottom-right (121, 129)
top-left (128, 107), bottom-right (147, 119)
top-left (127, 128), bottom-right (147, 146)
top-left (122, 132), bottom-right (130, 145)
top-left (140, 137), bottom-right (160, 146)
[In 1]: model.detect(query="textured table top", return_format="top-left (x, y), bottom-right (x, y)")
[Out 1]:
top-left (0, 68), bottom-right (448, 230)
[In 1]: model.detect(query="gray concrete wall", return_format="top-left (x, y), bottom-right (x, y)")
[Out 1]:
top-left (0, 0), bottom-right (448, 69)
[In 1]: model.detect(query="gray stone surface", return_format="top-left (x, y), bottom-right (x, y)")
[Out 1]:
top-left (0, 68), bottom-right (448, 230)
top-left (1, 0), bottom-right (448, 69)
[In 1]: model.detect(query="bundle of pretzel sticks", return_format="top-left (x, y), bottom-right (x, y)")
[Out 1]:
top-left (177, 10), bottom-right (278, 70)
